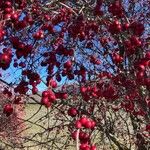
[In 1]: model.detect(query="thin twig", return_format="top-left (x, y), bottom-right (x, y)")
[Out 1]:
top-left (76, 129), bottom-right (80, 150)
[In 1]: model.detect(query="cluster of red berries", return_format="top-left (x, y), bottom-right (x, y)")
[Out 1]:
top-left (1, 0), bottom-right (27, 15)
top-left (72, 130), bottom-right (90, 144)
top-left (72, 130), bottom-right (97, 150)
top-left (0, 48), bottom-right (12, 70)
top-left (80, 76), bottom-right (118, 102)
top-left (14, 70), bottom-right (41, 95)
top-left (71, 116), bottom-right (97, 150)
top-left (124, 36), bottom-right (142, 56)
top-left (41, 23), bottom-right (54, 34)
top-left (94, 0), bottom-right (103, 16)
top-left (68, 16), bottom-right (99, 40)
top-left (130, 22), bottom-right (144, 36)
top-left (27, 71), bottom-right (41, 94)
top-left (61, 60), bottom-right (75, 80)
top-left (33, 30), bottom-right (44, 40)
top-left (11, 37), bottom-right (32, 59)
top-left (75, 117), bottom-right (96, 129)
top-left (108, 20), bottom-right (122, 34)
top-left (112, 53), bottom-right (123, 64)
top-left (135, 52), bottom-right (150, 86)
top-left (51, 8), bottom-right (72, 25)
top-left (56, 45), bottom-right (74, 56)
top-left (108, 19), bottom-right (144, 40)
top-left (55, 92), bottom-right (68, 100)
top-left (10, 12), bottom-right (34, 30)
top-left (41, 90), bottom-right (56, 108)
top-left (14, 80), bottom-right (29, 95)
top-left (108, 1), bottom-right (123, 18)
top-left (1, 0), bottom-right (25, 22)
top-left (68, 15), bottom-right (85, 39)
top-left (80, 86), bottom-right (99, 102)
top-left (2, 0), bottom-right (14, 19)
top-left (74, 66), bottom-right (87, 82)
top-left (80, 144), bottom-right (97, 150)
top-left (3, 88), bottom-right (12, 97)
top-left (13, 97), bottom-right (22, 104)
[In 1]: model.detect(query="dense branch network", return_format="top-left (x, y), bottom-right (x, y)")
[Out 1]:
top-left (0, 0), bottom-right (150, 150)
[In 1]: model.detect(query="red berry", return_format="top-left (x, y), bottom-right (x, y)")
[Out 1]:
top-left (75, 120), bottom-right (82, 129)
top-left (84, 120), bottom-right (92, 129)
top-left (68, 107), bottom-right (78, 117)
top-left (11, 12), bottom-right (19, 20)
top-left (48, 93), bottom-right (56, 102)
top-left (90, 145), bottom-right (97, 150)
top-left (41, 97), bottom-right (51, 107)
top-left (123, 23), bottom-right (130, 30)
top-left (80, 143), bottom-right (90, 150)
top-left (64, 60), bottom-right (72, 68)
top-left (91, 120), bottom-right (96, 129)
top-left (4, 1), bottom-right (12, 7)
top-left (4, 7), bottom-right (12, 13)
top-left (32, 87), bottom-right (38, 94)
top-left (71, 131), bottom-right (77, 140)
top-left (42, 91), bottom-right (49, 97)
top-left (80, 87), bottom-right (87, 93)
top-left (145, 52), bottom-right (150, 59)
top-left (3, 104), bottom-right (13, 116)
top-left (80, 117), bottom-right (88, 126)
top-left (1, 53), bottom-right (11, 64)
top-left (138, 64), bottom-right (145, 71)
top-left (61, 93), bottom-right (68, 99)
top-left (49, 79), bottom-right (57, 88)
